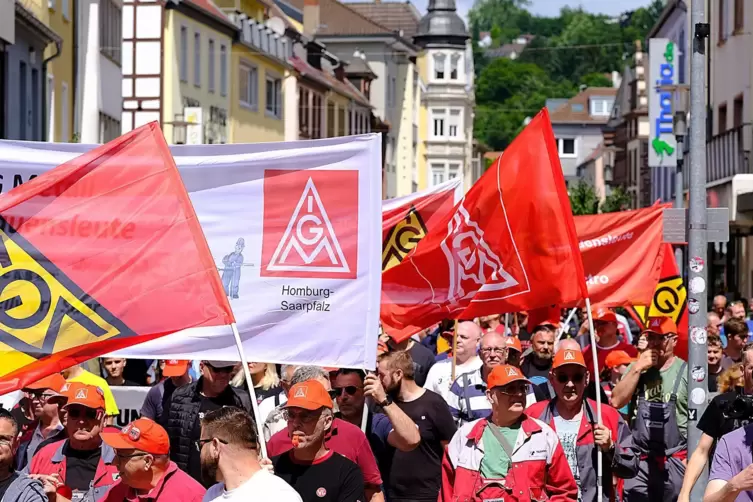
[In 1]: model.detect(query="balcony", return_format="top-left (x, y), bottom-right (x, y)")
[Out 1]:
top-left (683, 123), bottom-right (752, 187)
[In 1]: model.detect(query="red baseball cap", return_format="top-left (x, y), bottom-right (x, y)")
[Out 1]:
top-left (487, 365), bottom-right (531, 389)
top-left (552, 349), bottom-right (587, 369)
top-left (591, 307), bottom-right (618, 323)
top-left (101, 418), bottom-right (170, 455)
top-left (23, 374), bottom-right (66, 393)
top-left (285, 380), bottom-right (333, 410)
top-left (163, 360), bottom-right (189, 377)
top-left (62, 384), bottom-right (106, 410)
top-left (643, 316), bottom-right (678, 335)
top-left (605, 350), bottom-right (636, 369)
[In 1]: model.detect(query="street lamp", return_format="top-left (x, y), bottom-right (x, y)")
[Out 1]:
top-left (163, 114), bottom-right (191, 145)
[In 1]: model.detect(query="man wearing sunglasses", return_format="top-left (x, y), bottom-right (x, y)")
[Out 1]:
top-left (15, 374), bottom-right (66, 470)
top-left (526, 348), bottom-right (638, 501)
top-left (164, 360), bottom-right (251, 486)
top-left (271, 380), bottom-right (365, 502)
top-left (611, 316), bottom-right (688, 502)
top-left (582, 308), bottom-right (638, 382)
top-left (28, 382), bottom-right (120, 501)
top-left (439, 364), bottom-right (577, 502)
top-left (100, 418), bottom-right (205, 501)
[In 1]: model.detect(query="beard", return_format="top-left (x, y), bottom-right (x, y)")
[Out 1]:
top-left (201, 455), bottom-right (218, 486)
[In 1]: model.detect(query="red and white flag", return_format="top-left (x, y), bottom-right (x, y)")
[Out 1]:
top-left (381, 109), bottom-right (588, 341)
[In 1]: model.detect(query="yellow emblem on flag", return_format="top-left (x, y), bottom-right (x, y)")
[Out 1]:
top-left (0, 224), bottom-right (133, 376)
top-left (632, 275), bottom-right (686, 325)
top-left (382, 206), bottom-right (428, 272)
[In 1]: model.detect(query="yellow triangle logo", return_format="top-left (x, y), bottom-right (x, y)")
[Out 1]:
top-left (635, 276), bottom-right (686, 326)
top-left (382, 206), bottom-right (429, 272)
top-left (0, 221), bottom-right (134, 377)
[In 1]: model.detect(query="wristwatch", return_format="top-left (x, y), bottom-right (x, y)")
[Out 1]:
top-left (378, 395), bottom-right (393, 407)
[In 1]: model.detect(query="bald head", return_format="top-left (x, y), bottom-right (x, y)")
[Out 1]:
top-left (455, 321), bottom-right (483, 363)
top-left (557, 338), bottom-right (581, 353)
top-left (714, 295), bottom-right (727, 316)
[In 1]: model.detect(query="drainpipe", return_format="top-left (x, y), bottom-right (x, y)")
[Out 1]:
top-left (42, 40), bottom-right (62, 141)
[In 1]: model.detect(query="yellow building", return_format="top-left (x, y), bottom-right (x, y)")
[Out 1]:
top-left (45, 0), bottom-right (74, 141)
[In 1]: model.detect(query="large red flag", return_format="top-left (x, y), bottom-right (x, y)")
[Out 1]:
top-left (381, 109), bottom-right (588, 341)
top-left (575, 205), bottom-right (666, 307)
top-left (0, 123), bottom-right (233, 391)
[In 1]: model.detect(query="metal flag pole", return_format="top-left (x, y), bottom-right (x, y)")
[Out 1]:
top-left (560, 308), bottom-right (578, 338)
top-left (504, 313), bottom-right (509, 335)
top-left (688, 4), bottom-right (710, 501)
top-left (230, 322), bottom-right (268, 458)
top-left (360, 404), bottom-right (369, 432)
top-left (584, 298), bottom-right (603, 502)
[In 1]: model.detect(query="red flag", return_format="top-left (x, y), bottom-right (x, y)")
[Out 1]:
top-left (382, 180), bottom-right (459, 272)
top-left (381, 109), bottom-right (588, 341)
top-left (575, 205), bottom-right (666, 307)
top-left (0, 123), bottom-right (233, 391)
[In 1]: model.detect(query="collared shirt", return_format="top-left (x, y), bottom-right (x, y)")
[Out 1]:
top-left (446, 369), bottom-right (536, 426)
top-left (27, 422), bottom-right (64, 461)
top-left (101, 461), bottom-right (205, 502)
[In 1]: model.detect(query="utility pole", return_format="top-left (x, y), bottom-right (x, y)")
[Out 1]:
top-left (688, 1), bottom-right (709, 501)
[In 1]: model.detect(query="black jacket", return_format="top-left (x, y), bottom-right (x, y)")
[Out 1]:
top-left (165, 377), bottom-right (252, 472)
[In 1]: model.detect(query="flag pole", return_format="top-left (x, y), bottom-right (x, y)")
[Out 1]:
top-left (360, 404), bottom-right (369, 432)
top-left (451, 319), bottom-right (459, 382)
top-left (230, 322), bottom-right (268, 458)
top-left (584, 298), bottom-right (603, 502)
top-left (504, 313), bottom-right (509, 335)
top-left (560, 308), bottom-right (578, 338)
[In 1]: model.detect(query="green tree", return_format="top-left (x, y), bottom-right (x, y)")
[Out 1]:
top-left (469, 0), bottom-right (530, 32)
top-left (580, 72), bottom-right (613, 88)
top-left (601, 187), bottom-right (632, 213)
top-left (569, 181), bottom-right (600, 215)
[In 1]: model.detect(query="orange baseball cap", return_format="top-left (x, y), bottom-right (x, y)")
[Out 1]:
top-left (487, 365), bottom-right (531, 389)
top-left (643, 316), bottom-right (678, 336)
top-left (605, 350), bottom-right (636, 369)
top-left (284, 380), bottom-right (333, 411)
top-left (505, 336), bottom-right (522, 353)
top-left (552, 349), bottom-right (587, 369)
top-left (23, 374), bottom-right (66, 393)
top-left (62, 384), bottom-right (106, 410)
top-left (102, 418), bottom-right (170, 455)
top-left (162, 360), bottom-right (189, 378)
top-left (591, 307), bottom-right (617, 323)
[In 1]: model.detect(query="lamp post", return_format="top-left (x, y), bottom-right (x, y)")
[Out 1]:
top-left (163, 114), bottom-right (190, 145)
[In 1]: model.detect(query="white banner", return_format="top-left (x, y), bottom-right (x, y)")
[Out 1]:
top-left (0, 135), bottom-right (382, 369)
top-left (648, 38), bottom-right (678, 168)
top-left (111, 386), bottom-right (150, 428)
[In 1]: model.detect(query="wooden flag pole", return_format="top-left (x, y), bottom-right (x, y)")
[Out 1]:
top-left (231, 322), bottom-right (268, 458)
top-left (451, 319), bottom-right (459, 382)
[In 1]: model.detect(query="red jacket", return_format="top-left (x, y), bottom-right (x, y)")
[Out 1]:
top-left (439, 415), bottom-right (577, 502)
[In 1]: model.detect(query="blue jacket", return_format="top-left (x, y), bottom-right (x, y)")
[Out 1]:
top-left (1, 473), bottom-right (46, 502)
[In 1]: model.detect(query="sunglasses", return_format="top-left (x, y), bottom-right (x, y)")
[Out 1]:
top-left (29, 392), bottom-right (56, 402)
top-left (284, 409), bottom-right (322, 423)
top-left (497, 383), bottom-right (529, 396)
top-left (556, 372), bottom-right (585, 384)
top-left (67, 406), bottom-right (101, 421)
top-left (332, 386), bottom-right (361, 396)
top-left (206, 364), bottom-right (234, 374)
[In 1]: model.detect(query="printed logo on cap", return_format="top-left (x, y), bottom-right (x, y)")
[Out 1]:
top-left (126, 425), bottom-right (141, 441)
top-left (294, 387), bottom-right (307, 398)
top-left (168, 360), bottom-right (179, 365)
top-left (564, 351), bottom-right (575, 361)
top-left (506, 367), bottom-right (518, 377)
top-left (60, 383), bottom-right (70, 392)
top-left (651, 318), bottom-right (661, 328)
top-left (75, 389), bottom-right (87, 400)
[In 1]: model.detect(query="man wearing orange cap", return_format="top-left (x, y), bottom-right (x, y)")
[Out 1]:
top-left (611, 316), bottom-right (688, 501)
top-left (582, 308), bottom-right (638, 382)
top-left (526, 348), bottom-right (638, 502)
top-left (100, 418), bottom-right (205, 501)
top-left (271, 379), bottom-right (365, 502)
top-left (603, 350), bottom-right (635, 413)
top-left (16, 374), bottom-right (66, 470)
top-left (140, 360), bottom-right (191, 426)
top-left (505, 336), bottom-right (523, 367)
top-left (439, 364), bottom-right (577, 501)
top-left (29, 383), bottom-right (120, 501)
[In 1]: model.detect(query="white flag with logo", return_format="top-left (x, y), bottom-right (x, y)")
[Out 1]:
top-left (0, 135), bottom-right (382, 369)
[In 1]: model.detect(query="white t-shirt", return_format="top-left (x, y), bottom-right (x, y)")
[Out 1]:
top-left (424, 357), bottom-right (483, 401)
top-left (553, 409), bottom-right (583, 502)
top-left (203, 470), bottom-right (302, 502)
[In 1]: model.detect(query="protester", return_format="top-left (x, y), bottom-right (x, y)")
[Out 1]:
top-left (582, 307), bottom-right (638, 380)
top-left (478, 315), bottom-right (501, 333)
top-left (439, 364), bottom-right (577, 501)
top-left (447, 330), bottom-right (509, 426)
top-left (611, 316), bottom-right (688, 501)
top-left (376, 350), bottom-right (456, 502)
top-left (509, 311), bottom-right (532, 351)
top-left (231, 362), bottom-right (283, 405)
top-left (100, 358), bottom-right (140, 387)
top-left (679, 344), bottom-right (753, 502)
top-left (0, 409), bottom-right (46, 501)
top-left (526, 347), bottom-right (638, 501)
top-left (140, 360), bottom-right (192, 426)
top-left (704, 420), bottom-right (753, 501)
top-left (708, 311), bottom-right (723, 338)
top-left (271, 380), bottom-right (365, 502)
top-left (200, 407), bottom-right (301, 501)
top-left (262, 365), bottom-right (298, 441)
top-left (382, 334), bottom-right (435, 387)
top-left (15, 374), bottom-right (66, 470)
top-left (602, 350), bottom-right (634, 415)
top-left (520, 317), bottom-right (557, 383)
top-left (423, 321), bottom-right (482, 401)
top-left (504, 335), bottom-right (522, 367)
top-left (722, 318), bottom-right (749, 370)
top-left (533, 337), bottom-right (582, 402)
top-left (718, 364), bottom-right (744, 393)
top-left (29, 383), bottom-right (120, 501)
top-left (708, 334), bottom-right (724, 392)
top-left (100, 418), bottom-right (205, 501)
top-left (33, 383), bottom-right (72, 454)
top-left (63, 364), bottom-right (119, 418)
top-left (267, 367), bottom-right (383, 501)
top-left (714, 294), bottom-right (728, 320)
top-left (164, 360), bottom-right (251, 485)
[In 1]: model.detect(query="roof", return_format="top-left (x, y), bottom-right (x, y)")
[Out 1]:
top-left (345, 56), bottom-right (377, 77)
top-left (346, 1), bottom-right (421, 39)
top-left (290, 56), bottom-right (372, 107)
top-left (583, 142), bottom-right (604, 164)
top-left (173, 0), bottom-right (237, 30)
top-left (315, 0), bottom-right (396, 36)
top-left (549, 87), bottom-right (619, 125)
top-left (485, 43), bottom-right (525, 59)
top-left (647, 0), bottom-right (686, 39)
top-left (607, 65), bottom-right (634, 128)
top-left (14, 2), bottom-right (62, 46)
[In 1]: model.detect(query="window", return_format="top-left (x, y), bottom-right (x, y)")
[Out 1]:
top-left (433, 53), bottom-right (446, 80)
top-left (46, 74), bottom-right (54, 141)
top-left (327, 101), bottom-right (336, 137)
top-left (448, 163), bottom-right (460, 179)
top-left (61, 82), bottom-right (69, 142)
top-left (100, 0), bottom-right (122, 65)
top-left (338, 106), bottom-right (345, 136)
top-left (194, 32), bottom-right (201, 87)
top-left (62, 0), bottom-right (68, 20)
top-left (265, 76), bottom-right (282, 118)
top-left (19, 62), bottom-right (26, 140)
top-left (734, 95), bottom-right (744, 128)
top-left (719, 102), bottom-right (728, 133)
top-left (431, 163), bottom-right (445, 186)
top-left (432, 108), bottom-right (446, 137)
top-left (299, 87), bottom-right (310, 137)
top-left (312, 93), bottom-right (323, 139)
top-left (735, 0), bottom-right (744, 32)
top-left (239, 62), bottom-right (258, 109)
top-left (557, 137), bottom-right (576, 157)
top-left (208, 39), bottom-right (215, 93)
top-left (590, 98), bottom-right (614, 116)
top-left (387, 76), bottom-right (396, 108)
top-left (719, 0), bottom-right (729, 43)
top-left (448, 109), bottom-right (461, 138)
top-left (450, 54), bottom-right (460, 80)
top-left (180, 27), bottom-right (188, 82)
top-left (48, 0), bottom-right (54, 9)
top-left (99, 113), bottom-right (121, 143)
top-left (220, 45), bottom-right (227, 96)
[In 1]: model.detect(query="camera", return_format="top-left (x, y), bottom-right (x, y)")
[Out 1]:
top-left (724, 394), bottom-right (753, 420)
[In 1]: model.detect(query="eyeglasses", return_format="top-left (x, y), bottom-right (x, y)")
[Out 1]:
top-left (283, 409), bottom-right (322, 423)
top-left (332, 386), bottom-right (361, 396)
top-left (556, 372), bottom-right (585, 384)
top-left (206, 364), bottom-right (234, 374)
top-left (646, 333), bottom-right (675, 343)
top-left (67, 407), bottom-right (100, 421)
top-left (480, 348), bottom-right (506, 356)
top-left (195, 437), bottom-right (228, 452)
top-left (497, 384), bottom-right (529, 396)
top-left (115, 451), bottom-right (149, 461)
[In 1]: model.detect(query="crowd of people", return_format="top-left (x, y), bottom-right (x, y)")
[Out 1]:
top-left (3, 295), bottom-right (753, 501)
